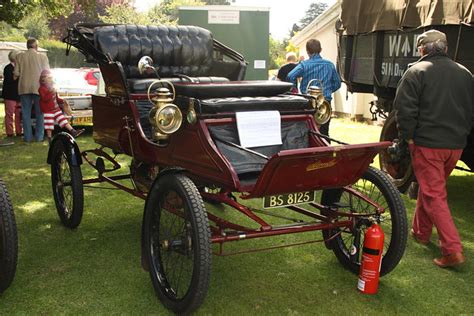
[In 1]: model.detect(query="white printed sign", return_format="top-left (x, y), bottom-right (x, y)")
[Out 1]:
top-left (254, 60), bottom-right (266, 69)
top-left (208, 10), bottom-right (240, 24)
top-left (236, 111), bottom-right (282, 148)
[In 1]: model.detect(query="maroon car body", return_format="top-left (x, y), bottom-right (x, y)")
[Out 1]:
top-left (47, 23), bottom-right (408, 313)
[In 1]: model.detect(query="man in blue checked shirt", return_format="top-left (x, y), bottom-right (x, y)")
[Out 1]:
top-left (287, 39), bottom-right (341, 136)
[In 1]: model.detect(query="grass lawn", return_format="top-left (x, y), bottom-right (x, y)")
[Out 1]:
top-left (1, 105), bottom-right (473, 314)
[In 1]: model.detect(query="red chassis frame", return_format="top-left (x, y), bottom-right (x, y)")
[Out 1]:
top-left (78, 93), bottom-right (390, 254)
top-left (55, 23), bottom-right (407, 314)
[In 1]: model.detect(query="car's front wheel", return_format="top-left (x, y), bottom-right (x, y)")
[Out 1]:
top-left (143, 173), bottom-right (211, 314)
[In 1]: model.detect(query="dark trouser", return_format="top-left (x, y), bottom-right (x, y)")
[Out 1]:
top-left (319, 119), bottom-right (330, 138)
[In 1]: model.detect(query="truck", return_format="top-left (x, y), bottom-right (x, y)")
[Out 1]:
top-left (337, 0), bottom-right (474, 192)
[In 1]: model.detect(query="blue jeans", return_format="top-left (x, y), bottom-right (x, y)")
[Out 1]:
top-left (20, 94), bottom-right (44, 142)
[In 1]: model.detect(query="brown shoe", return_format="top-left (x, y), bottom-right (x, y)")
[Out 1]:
top-left (70, 128), bottom-right (85, 138)
top-left (433, 252), bottom-right (465, 268)
top-left (410, 229), bottom-right (430, 245)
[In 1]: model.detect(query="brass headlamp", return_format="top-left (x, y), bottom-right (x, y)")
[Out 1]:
top-left (148, 86), bottom-right (183, 141)
top-left (138, 56), bottom-right (183, 142)
top-left (306, 79), bottom-right (332, 125)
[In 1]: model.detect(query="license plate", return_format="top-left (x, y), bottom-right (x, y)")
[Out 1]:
top-left (263, 191), bottom-right (316, 209)
top-left (71, 116), bottom-right (93, 126)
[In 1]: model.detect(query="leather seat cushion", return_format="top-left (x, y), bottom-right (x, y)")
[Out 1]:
top-left (198, 95), bottom-right (311, 114)
top-left (174, 80), bottom-right (293, 99)
top-left (128, 77), bottom-right (229, 93)
top-left (94, 25), bottom-right (214, 78)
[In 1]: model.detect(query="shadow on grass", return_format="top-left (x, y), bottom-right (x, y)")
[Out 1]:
top-left (1, 120), bottom-right (474, 314)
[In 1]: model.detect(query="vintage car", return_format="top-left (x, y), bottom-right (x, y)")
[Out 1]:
top-left (0, 179), bottom-right (18, 293)
top-left (54, 23), bottom-right (408, 313)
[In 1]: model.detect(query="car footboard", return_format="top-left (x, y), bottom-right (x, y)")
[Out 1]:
top-left (243, 141), bottom-right (391, 199)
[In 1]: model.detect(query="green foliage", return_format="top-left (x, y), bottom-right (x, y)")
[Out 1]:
top-left (42, 40), bottom-right (93, 68)
top-left (0, 0), bottom-right (71, 26)
top-left (18, 9), bottom-right (50, 40)
top-left (285, 41), bottom-right (299, 55)
top-left (149, 0), bottom-right (205, 24)
top-left (299, 2), bottom-right (329, 29)
top-left (99, 3), bottom-right (153, 24)
top-left (0, 21), bottom-right (24, 41)
top-left (0, 1), bottom-right (25, 26)
top-left (269, 36), bottom-right (286, 69)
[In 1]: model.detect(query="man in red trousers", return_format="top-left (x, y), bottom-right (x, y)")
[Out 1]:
top-left (394, 30), bottom-right (473, 268)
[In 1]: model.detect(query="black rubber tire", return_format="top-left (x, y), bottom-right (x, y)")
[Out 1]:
top-left (50, 141), bottom-right (84, 229)
top-left (143, 174), bottom-right (211, 314)
top-left (379, 111), bottom-right (416, 193)
top-left (321, 167), bottom-right (408, 276)
top-left (0, 179), bottom-right (18, 293)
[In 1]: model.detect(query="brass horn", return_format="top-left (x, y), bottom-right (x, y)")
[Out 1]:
top-left (306, 79), bottom-right (332, 125)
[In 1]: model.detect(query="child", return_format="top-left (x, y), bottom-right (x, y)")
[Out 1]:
top-left (38, 70), bottom-right (84, 143)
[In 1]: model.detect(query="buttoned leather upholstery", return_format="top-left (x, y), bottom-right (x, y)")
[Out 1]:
top-left (128, 76), bottom-right (230, 93)
top-left (198, 95), bottom-right (311, 114)
top-left (173, 81), bottom-right (293, 99)
top-left (94, 25), bottom-right (215, 78)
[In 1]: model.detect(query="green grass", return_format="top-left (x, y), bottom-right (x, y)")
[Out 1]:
top-left (0, 109), bottom-right (473, 314)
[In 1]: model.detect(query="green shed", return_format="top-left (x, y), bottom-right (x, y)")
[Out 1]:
top-left (179, 5), bottom-right (270, 80)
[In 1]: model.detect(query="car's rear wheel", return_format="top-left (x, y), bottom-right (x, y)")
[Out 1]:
top-left (379, 111), bottom-right (415, 193)
top-left (321, 167), bottom-right (408, 276)
top-left (0, 179), bottom-right (18, 293)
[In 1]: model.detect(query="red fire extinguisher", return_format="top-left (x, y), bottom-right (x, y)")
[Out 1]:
top-left (357, 223), bottom-right (384, 294)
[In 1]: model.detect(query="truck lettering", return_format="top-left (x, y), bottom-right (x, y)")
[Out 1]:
top-left (381, 62), bottom-right (405, 77)
top-left (401, 37), bottom-right (411, 57)
top-left (413, 35), bottom-right (420, 57)
top-left (389, 35), bottom-right (401, 56)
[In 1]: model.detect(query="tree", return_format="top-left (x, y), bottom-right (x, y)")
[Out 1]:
top-left (0, 0), bottom-right (71, 26)
top-left (289, 23), bottom-right (300, 38)
top-left (0, 21), bottom-right (24, 41)
top-left (299, 2), bottom-right (328, 29)
top-left (99, 3), bottom-right (152, 24)
top-left (78, 0), bottom-right (131, 23)
top-left (148, 0), bottom-right (205, 24)
top-left (269, 36), bottom-right (286, 69)
top-left (49, 3), bottom-right (87, 41)
top-left (19, 9), bottom-right (51, 39)
top-left (48, 0), bottom-right (130, 40)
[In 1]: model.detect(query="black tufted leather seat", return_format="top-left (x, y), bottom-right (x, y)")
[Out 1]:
top-left (95, 25), bottom-right (216, 79)
top-left (127, 76), bottom-right (230, 93)
top-left (91, 24), bottom-right (302, 104)
top-left (198, 95), bottom-right (311, 114)
top-left (173, 81), bottom-right (293, 99)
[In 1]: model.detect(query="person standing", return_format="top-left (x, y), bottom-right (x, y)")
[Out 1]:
top-left (14, 38), bottom-right (49, 143)
top-left (394, 30), bottom-right (474, 268)
top-left (287, 39), bottom-right (341, 136)
top-left (277, 52), bottom-right (298, 82)
top-left (2, 51), bottom-right (22, 138)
